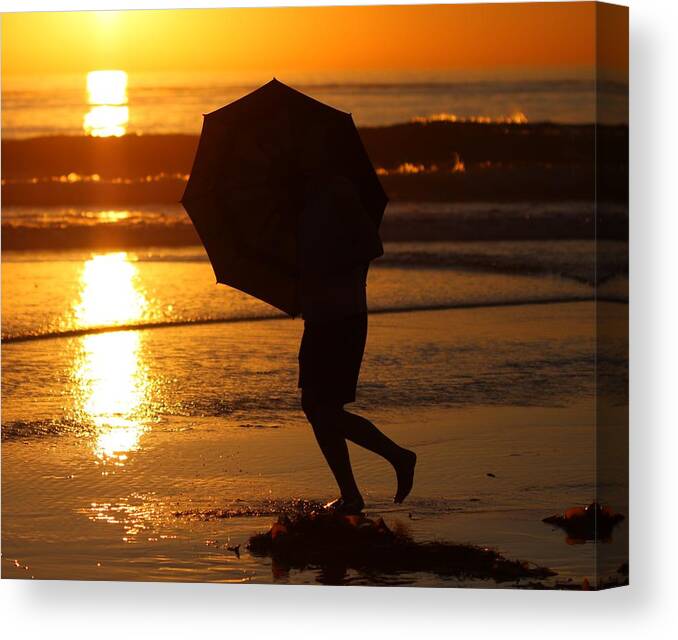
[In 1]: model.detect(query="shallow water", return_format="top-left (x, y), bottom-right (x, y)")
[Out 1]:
top-left (2, 302), bottom-right (628, 586)
top-left (1, 229), bottom-right (628, 587)
top-left (1, 240), bottom-right (627, 342)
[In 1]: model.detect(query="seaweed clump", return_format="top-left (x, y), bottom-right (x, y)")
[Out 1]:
top-left (542, 503), bottom-right (625, 543)
top-left (248, 504), bottom-right (556, 585)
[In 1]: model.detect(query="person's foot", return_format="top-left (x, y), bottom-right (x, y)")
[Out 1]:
top-left (323, 495), bottom-right (365, 515)
top-left (393, 449), bottom-right (417, 504)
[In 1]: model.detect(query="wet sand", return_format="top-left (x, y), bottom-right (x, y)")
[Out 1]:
top-left (1, 304), bottom-right (628, 586)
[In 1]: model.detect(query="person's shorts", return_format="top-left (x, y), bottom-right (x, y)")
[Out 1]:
top-left (298, 312), bottom-right (368, 406)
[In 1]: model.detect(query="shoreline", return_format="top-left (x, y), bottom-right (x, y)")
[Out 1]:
top-left (2, 298), bottom-right (629, 346)
top-left (2, 305), bottom-right (628, 586)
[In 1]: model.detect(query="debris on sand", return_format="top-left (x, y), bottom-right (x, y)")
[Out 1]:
top-left (247, 504), bottom-right (556, 585)
top-left (542, 502), bottom-right (625, 543)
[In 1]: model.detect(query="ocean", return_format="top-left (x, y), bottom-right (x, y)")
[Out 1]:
top-left (1, 70), bottom-right (628, 586)
top-left (1, 69), bottom-right (628, 139)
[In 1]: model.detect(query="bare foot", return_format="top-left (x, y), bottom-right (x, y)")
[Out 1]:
top-left (323, 495), bottom-right (365, 515)
top-left (393, 449), bottom-right (417, 504)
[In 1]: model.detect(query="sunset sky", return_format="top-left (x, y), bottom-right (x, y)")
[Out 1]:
top-left (1, 2), bottom-right (628, 78)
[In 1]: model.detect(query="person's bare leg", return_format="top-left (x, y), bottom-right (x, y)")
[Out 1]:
top-left (301, 393), bottom-right (364, 509)
top-left (339, 409), bottom-right (417, 504)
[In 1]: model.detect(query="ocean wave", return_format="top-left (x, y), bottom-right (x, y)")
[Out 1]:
top-left (378, 239), bottom-right (628, 285)
top-left (1, 297), bottom-right (628, 345)
top-left (1, 121), bottom-right (628, 207)
top-left (1, 200), bottom-right (629, 250)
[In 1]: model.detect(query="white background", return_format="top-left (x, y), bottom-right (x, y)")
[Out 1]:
top-left (0, 1), bottom-right (676, 638)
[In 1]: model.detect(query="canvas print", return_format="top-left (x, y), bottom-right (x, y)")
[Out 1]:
top-left (1, 2), bottom-right (628, 588)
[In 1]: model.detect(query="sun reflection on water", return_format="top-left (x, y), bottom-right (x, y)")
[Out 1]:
top-left (77, 331), bottom-right (150, 463)
top-left (74, 252), bottom-right (147, 327)
top-left (84, 70), bottom-right (129, 137)
top-left (72, 252), bottom-right (152, 464)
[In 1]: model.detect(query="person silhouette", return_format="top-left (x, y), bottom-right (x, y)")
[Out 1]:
top-left (297, 175), bottom-right (417, 515)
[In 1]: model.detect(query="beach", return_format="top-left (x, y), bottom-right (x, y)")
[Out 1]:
top-left (1, 132), bottom-right (628, 587)
top-left (2, 292), bottom-right (628, 586)
top-left (1, 66), bottom-right (628, 588)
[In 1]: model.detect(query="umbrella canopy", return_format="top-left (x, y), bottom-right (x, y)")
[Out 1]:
top-left (180, 78), bottom-right (388, 316)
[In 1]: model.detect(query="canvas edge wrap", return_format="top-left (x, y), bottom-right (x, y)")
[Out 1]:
top-left (595, 0), bottom-right (629, 589)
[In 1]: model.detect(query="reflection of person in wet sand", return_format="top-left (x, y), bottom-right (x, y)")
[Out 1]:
top-left (297, 175), bottom-right (417, 515)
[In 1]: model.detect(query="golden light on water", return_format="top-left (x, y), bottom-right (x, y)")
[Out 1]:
top-left (83, 105), bottom-right (129, 138)
top-left (84, 70), bottom-right (129, 137)
top-left (74, 252), bottom-right (147, 327)
top-left (87, 69), bottom-right (127, 105)
top-left (72, 252), bottom-right (152, 464)
top-left (76, 332), bottom-right (150, 464)
top-left (94, 210), bottom-right (132, 223)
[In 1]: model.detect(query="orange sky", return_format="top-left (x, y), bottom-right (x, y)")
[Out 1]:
top-left (1, 2), bottom-right (627, 77)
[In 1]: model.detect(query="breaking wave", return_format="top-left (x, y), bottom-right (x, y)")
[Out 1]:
top-left (2, 297), bottom-right (627, 345)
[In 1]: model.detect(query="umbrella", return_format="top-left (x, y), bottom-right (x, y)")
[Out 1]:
top-left (180, 78), bottom-right (388, 317)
